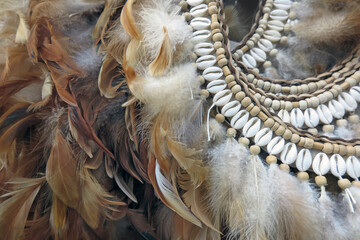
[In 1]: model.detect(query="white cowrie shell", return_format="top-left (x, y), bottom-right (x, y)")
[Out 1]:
top-left (231, 110), bottom-right (249, 129)
top-left (250, 48), bottom-right (267, 62)
top-left (346, 156), bottom-right (360, 179)
top-left (264, 30), bottom-right (281, 42)
top-left (203, 66), bottom-right (223, 81)
top-left (267, 136), bottom-right (285, 155)
top-left (312, 153), bottom-right (330, 176)
top-left (196, 55), bottom-right (216, 70)
top-left (242, 53), bottom-right (257, 68)
top-left (221, 101), bottom-right (241, 117)
top-left (187, 0), bottom-right (204, 6)
top-left (338, 92), bottom-right (357, 112)
top-left (350, 86), bottom-right (360, 102)
top-left (290, 108), bottom-right (304, 128)
top-left (268, 20), bottom-right (284, 31)
top-left (194, 42), bottom-right (214, 56)
top-left (317, 104), bottom-right (333, 124)
top-left (274, 0), bottom-right (292, 10)
top-left (328, 99), bottom-right (345, 119)
top-left (207, 80), bottom-right (226, 94)
top-left (280, 143), bottom-right (297, 165)
top-left (242, 117), bottom-right (261, 138)
top-left (257, 39), bottom-right (273, 52)
top-left (278, 109), bottom-right (290, 123)
top-left (270, 9), bottom-right (289, 21)
top-left (190, 17), bottom-right (211, 30)
top-left (189, 4), bottom-right (208, 17)
top-left (191, 30), bottom-right (211, 43)
top-left (304, 108), bottom-right (319, 128)
top-left (254, 128), bottom-right (273, 146)
top-left (296, 149), bottom-right (312, 171)
top-left (330, 154), bottom-right (346, 178)
top-left (213, 90), bottom-right (232, 106)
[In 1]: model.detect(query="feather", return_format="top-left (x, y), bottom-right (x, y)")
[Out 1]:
top-left (0, 177), bottom-right (46, 240)
top-left (113, 170), bottom-right (138, 203)
top-left (149, 27), bottom-right (172, 77)
top-left (50, 194), bottom-right (68, 234)
top-left (120, 0), bottom-right (140, 39)
top-left (127, 209), bottom-right (158, 239)
top-left (155, 160), bottom-right (202, 228)
top-left (15, 12), bottom-right (29, 44)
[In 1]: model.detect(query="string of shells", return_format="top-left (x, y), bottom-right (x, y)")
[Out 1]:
top-left (183, 0), bottom-right (360, 194)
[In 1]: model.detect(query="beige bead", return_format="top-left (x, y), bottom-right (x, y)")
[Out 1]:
top-left (246, 74), bottom-right (255, 82)
top-left (336, 119), bottom-right (348, 127)
top-left (215, 113), bottom-right (225, 123)
top-left (338, 179), bottom-right (351, 190)
top-left (299, 100), bottom-right (307, 110)
top-left (227, 128), bottom-right (237, 138)
top-left (323, 125), bottom-right (334, 133)
top-left (271, 122), bottom-right (280, 132)
top-left (179, 0), bottom-right (188, 11)
top-left (225, 75), bottom-right (235, 83)
top-left (214, 41), bottom-right (222, 49)
top-left (339, 145), bottom-right (347, 156)
top-left (208, 5), bottom-right (217, 15)
top-left (228, 81), bottom-right (236, 89)
top-left (297, 172), bottom-right (309, 181)
top-left (346, 77), bottom-right (357, 87)
top-left (280, 164), bottom-right (290, 172)
top-left (231, 85), bottom-right (242, 94)
top-left (322, 143), bottom-right (334, 154)
top-left (263, 6), bottom-right (271, 13)
top-left (301, 84), bottom-right (309, 93)
top-left (264, 98), bottom-right (272, 107)
top-left (241, 97), bottom-right (252, 108)
top-left (212, 33), bottom-right (223, 42)
top-left (284, 23), bottom-right (291, 32)
top-left (198, 76), bottom-right (205, 85)
top-left (184, 12), bottom-right (191, 21)
top-left (275, 125), bottom-right (286, 136)
top-left (315, 176), bottom-right (327, 186)
top-left (290, 86), bottom-right (298, 95)
top-left (218, 58), bottom-right (228, 67)
top-left (274, 84), bottom-right (282, 93)
top-left (200, 89), bottom-right (209, 98)
top-left (263, 81), bottom-right (271, 91)
top-left (347, 145), bottom-right (356, 156)
top-left (264, 118), bottom-right (275, 128)
top-left (246, 40), bottom-right (255, 49)
top-left (282, 129), bottom-right (292, 140)
top-left (250, 145), bottom-right (261, 155)
top-left (250, 106), bottom-right (261, 116)
top-left (349, 115), bottom-right (360, 123)
top-left (356, 146), bottom-right (360, 157)
top-left (256, 27), bottom-right (264, 35)
top-left (304, 138), bottom-right (314, 149)
top-left (280, 36), bottom-right (288, 45)
top-left (211, 22), bottom-right (220, 30)
top-left (289, 11), bottom-right (296, 20)
top-left (290, 134), bottom-right (300, 144)
top-left (238, 137), bottom-right (250, 146)
top-left (308, 82), bottom-right (317, 92)
top-left (269, 49), bottom-right (278, 57)
top-left (271, 100), bottom-right (280, 111)
top-left (352, 181), bottom-right (360, 188)
top-left (266, 155), bottom-right (277, 164)
top-left (216, 48), bottom-right (225, 56)
top-left (256, 80), bottom-right (264, 89)
top-left (308, 128), bottom-right (318, 135)
top-left (310, 97), bottom-right (320, 108)
top-left (263, 61), bottom-right (272, 68)
top-left (235, 91), bottom-right (246, 101)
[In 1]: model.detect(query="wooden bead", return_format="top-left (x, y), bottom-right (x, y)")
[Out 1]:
top-left (225, 74), bottom-right (235, 83)
top-left (297, 172), bottom-right (309, 181)
top-left (250, 145), bottom-right (261, 155)
top-left (282, 129), bottom-right (292, 140)
top-left (200, 89), bottom-right (209, 98)
top-left (271, 100), bottom-right (280, 111)
top-left (235, 91), bottom-right (246, 101)
top-left (338, 179), bottom-right (351, 190)
top-left (290, 134), bottom-right (300, 144)
top-left (349, 115), bottom-right (360, 123)
top-left (304, 138), bottom-right (314, 149)
top-left (258, 111), bottom-right (268, 122)
top-left (323, 125), bottom-right (334, 133)
top-left (347, 146), bottom-right (356, 156)
top-left (322, 143), bottom-right (333, 154)
top-left (275, 125), bottom-right (286, 136)
top-left (279, 164), bottom-right (290, 172)
top-left (241, 97), bottom-right (252, 108)
top-left (339, 145), bottom-right (347, 156)
top-left (263, 61), bottom-right (272, 68)
top-left (218, 58), bottom-right (228, 67)
top-left (227, 128), bottom-right (237, 138)
top-left (315, 176), bottom-right (327, 186)
top-left (336, 119), bottom-right (348, 127)
top-left (179, 0), bottom-right (188, 11)
top-left (211, 22), bottom-right (220, 30)
top-left (355, 146), bottom-right (360, 157)
top-left (216, 48), bottom-right (225, 56)
top-left (238, 137), bottom-right (250, 146)
top-left (215, 113), bottom-right (225, 123)
top-left (266, 155), bottom-right (277, 164)
top-left (231, 85), bottom-right (242, 94)
top-left (213, 41), bottom-right (222, 49)
top-left (264, 118), bottom-right (275, 128)
top-left (228, 81), bottom-right (236, 89)
top-left (212, 33), bottom-right (223, 42)
top-left (208, 5), bottom-right (217, 15)
top-left (269, 49), bottom-right (278, 57)
top-left (250, 106), bottom-right (261, 116)
top-left (308, 128), bottom-right (318, 135)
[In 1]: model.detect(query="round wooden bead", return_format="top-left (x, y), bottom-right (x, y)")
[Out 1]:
top-left (264, 118), bottom-right (275, 128)
top-left (304, 138), bottom-right (314, 149)
top-left (336, 119), bottom-right (348, 127)
top-left (290, 134), bottom-right (300, 143)
top-left (238, 137), bottom-right (250, 146)
top-left (215, 113), bottom-right (225, 123)
top-left (279, 164), bottom-right (290, 172)
top-left (282, 129), bottom-right (292, 140)
top-left (308, 128), bottom-right (318, 135)
top-left (266, 155), bottom-right (277, 164)
top-left (208, 6), bottom-right (217, 15)
top-left (184, 12), bottom-right (191, 21)
top-left (297, 172), bottom-right (309, 181)
top-left (323, 125), bottom-right (334, 133)
top-left (250, 106), bottom-right (261, 116)
top-left (280, 36), bottom-right (288, 45)
top-left (231, 85), bottom-right (242, 94)
top-left (263, 61), bottom-right (272, 68)
top-left (338, 179), bottom-right (351, 190)
top-left (212, 33), bottom-right (223, 42)
top-left (250, 145), bottom-right (261, 155)
top-left (241, 97), bottom-right (252, 108)
top-left (322, 143), bottom-right (333, 154)
top-left (227, 128), bottom-right (237, 138)
top-left (349, 115), bottom-right (360, 123)
top-left (214, 41), bottom-right (222, 49)
top-left (315, 176), bottom-right (327, 186)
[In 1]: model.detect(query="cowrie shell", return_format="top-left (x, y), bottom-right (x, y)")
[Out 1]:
top-left (203, 66), bottom-right (223, 81)
top-left (194, 42), bottom-right (214, 56)
top-left (274, 0), bottom-right (292, 10)
top-left (196, 55), bottom-right (216, 70)
top-left (268, 20), bottom-right (284, 31)
top-left (264, 30), bottom-right (281, 42)
top-left (221, 101), bottom-right (241, 117)
top-left (190, 17), bottom-right (211, 30)
top-left (191, 30), bottom-right (211, 43)
top-left (267, 136), bottom-right (285, 155)
top-left (338, 92), bottom-right (357, 112)
top-left (257, 39), bottom-right (273, 52)
top-left (187, 0), bottom-right (204, 6)
top-left (296, 149), bottom-right (312, 171)
top-left (350, 86), bottom-right (360, 102)
top-left (317, 104), bottom-right (333, 124)
top-left (304, 108), bottom-right (319, 128)
top-left (231, 110), bottom-right (249, 129)
top-left (254, 128), bottom-right (273, 146)
top-left (280, 143), bottom-right (297, 165)
top-left (312, 153), bottom-right (330, 176)
top-left (242, 53), bottom-right (257, 68)
top-left (189, 4), bottom-right (208, 17)
top-left (242, 117), bottom-right (261, 138)
top-left (270, 9), bottom-right (289, 21)
top-left (330, 154), bottom-right (346, 178)
top-left (213, 90), bottom-right (232, 106)
top-left (207, 80), bottom-right (226, 94)
top-left (346, 156), bottom-right (360, 179)
top-left (290, 108), bottom-right (304, 128)
top-left (278, 109), bottom-right (290, 123)
top-left (328, 99), bottom-right (345, 119)
top-left (250, 48), bottom-right (267, 62)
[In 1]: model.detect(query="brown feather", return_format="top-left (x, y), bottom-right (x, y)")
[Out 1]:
top-left (120, 0), bottom-right (140, 39)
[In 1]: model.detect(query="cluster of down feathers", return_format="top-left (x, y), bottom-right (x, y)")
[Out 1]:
top-left (1, 0), bottom-right (360, 240)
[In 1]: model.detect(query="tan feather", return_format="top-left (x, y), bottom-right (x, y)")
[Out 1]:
top-left (149, 27), bottom-right (172, 77)
top-left (120, 0), bottom-right (140, 39)
top-left (15, 12), bottom-right (29, 44)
